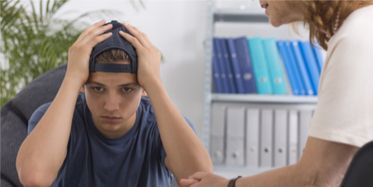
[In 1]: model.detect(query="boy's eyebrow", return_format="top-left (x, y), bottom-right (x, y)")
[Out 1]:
top-left (86, 81), bottom-right (104, 86)
top-left (118, 83), bottom-right (139, 87)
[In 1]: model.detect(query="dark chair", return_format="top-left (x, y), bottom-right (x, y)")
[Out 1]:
top-left (1, 64), bottom-right (66, 187)
top-left (340, 141), bottom-right (373, 187)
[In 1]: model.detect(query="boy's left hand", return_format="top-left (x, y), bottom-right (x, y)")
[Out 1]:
top-left (119, 22), bottom-right (162, 91)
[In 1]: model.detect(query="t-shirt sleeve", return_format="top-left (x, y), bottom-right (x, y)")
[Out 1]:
top-left (28, 103), bottom-right (51, 133)
top-left (308, 36), bottom-right (373, 147)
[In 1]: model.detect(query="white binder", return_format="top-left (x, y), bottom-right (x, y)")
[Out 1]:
top-left (260, 109), bottom-right (274, 167)
top-left (274, 109), bottom-right (288, 167)
top-left (226, 106), bottom-right (245, 166)
top-left (288, 110), bottom-right (299, 165)
top-left (299, 110), bottom-right (313, 157)
top-left (246, 108), bottom-right (260, 167)
top-left (210, 104), bottom-right (226, 165)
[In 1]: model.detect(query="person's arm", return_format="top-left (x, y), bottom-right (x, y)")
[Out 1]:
top-left (119, 23), bottom-right (213, 182)
top-left (236, 137), bottom-right (357, 187)
top-left (16, 20), bottom-right (113, 186)
top-left (180, 137), bottom-right (357, 187)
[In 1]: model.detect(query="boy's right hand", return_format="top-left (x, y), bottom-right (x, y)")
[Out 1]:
top-left (66, 20), bottom-right (113, 86)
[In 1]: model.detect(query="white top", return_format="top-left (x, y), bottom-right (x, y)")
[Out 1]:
top-left (308, 5), bottom-right (373, 147)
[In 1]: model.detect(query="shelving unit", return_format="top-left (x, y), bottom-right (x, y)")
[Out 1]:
top-left (213, 11), bottom-right (268, 23)
top-left (202, 1), bottom-right (318, 177)
top-left (212, 94), bottom-right (317, 104)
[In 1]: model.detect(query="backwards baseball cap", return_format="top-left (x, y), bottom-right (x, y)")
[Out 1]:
top-left (89, 20), bottom-right (137, 74)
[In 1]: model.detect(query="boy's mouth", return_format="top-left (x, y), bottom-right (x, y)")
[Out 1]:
top-left (101, 115), bottom-right (123, 124)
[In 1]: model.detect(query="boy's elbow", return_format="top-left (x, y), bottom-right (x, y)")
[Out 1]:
top-left (18, 170), bottom-right (55, 187)
top-left (16, 150), bottom-right (58, 186)
top-left (19, 172), bottom-right (53, 187)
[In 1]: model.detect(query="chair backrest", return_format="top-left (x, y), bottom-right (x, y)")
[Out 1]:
top-left (1, 64), bottom-right (66, 187)
top-left (340, 141), bottom-right (373, 187)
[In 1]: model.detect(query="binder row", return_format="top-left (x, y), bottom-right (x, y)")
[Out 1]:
top-left (212, 37), bottom-right (323, 96)
top-left (210, 104), bottom-right (314, 168)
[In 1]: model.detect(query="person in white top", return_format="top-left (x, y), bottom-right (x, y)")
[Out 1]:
top-left (180, 1), bottom-right (373, 187)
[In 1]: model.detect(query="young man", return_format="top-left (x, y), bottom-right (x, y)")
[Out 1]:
top-left (16, 20), bottom-right (212, 186)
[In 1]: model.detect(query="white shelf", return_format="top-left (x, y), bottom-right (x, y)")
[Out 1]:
top-left (214, 8), bottom-right (265, 15)
top-left (211, 94), bottom-right (318, 104)
top-left (213, 9), bottom-right (268, 23)
top-left (214, 0), bottom-right (263, 14)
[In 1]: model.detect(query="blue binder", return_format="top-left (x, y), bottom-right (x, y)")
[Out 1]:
top-left (214, 38), bottom-right (229, 93)
top-left (217, 38), bottom-right (236, 93)
top-left (262, 39), bottom-right (289, 95)
top-left (247, 38), bottom-right (273, 95)
top-left (233, 37), bottom-right (257, 94)
top-left (276, 40), bottom-right (301, 95)
top-left (298, 41), bottom-right (320, 95)
top-left (284, 41), bottom-right (307, 95)
top-left (311, 44), bottom-right (324, 73)
top-left (212, 38), bottom-right (224, 93)
top-left (226, 38), bottom-right (245, 94)
top-left (289, 41), bottom-right (314, 95)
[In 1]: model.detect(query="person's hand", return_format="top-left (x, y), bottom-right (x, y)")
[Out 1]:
top-left (119, 22), bottom-right (162, 91)
top-left (180, 172), bottom-right (229, 187)
top-left (66, 20), bottom-right (113, 86)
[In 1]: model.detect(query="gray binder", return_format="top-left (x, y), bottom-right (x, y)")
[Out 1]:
top-left (260, 109), bottom-right (274, 167)
top-left (210, 104), bottom-right (226, 165)
top-left (288, 110), bottom-right (299, 165)
top-left (274, 109), bottom-right (288, 167)
top-left (299, 110), bottom-right (313, 157)
top-left (226, 106), bottom-right (245, 166)
top-left (246, 108), bottom-right (260, 167)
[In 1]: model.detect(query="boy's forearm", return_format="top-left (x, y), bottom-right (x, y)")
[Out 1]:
top-left (16, 76), bottom-right (82, 185)
top-left (145, 80), bottom-right (213, 179)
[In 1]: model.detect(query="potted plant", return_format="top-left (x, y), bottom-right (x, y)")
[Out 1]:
top-left (0, 0), bottom-right (143, 106)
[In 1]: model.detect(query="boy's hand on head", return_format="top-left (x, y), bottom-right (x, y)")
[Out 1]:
top-left (119, 22), bottom-right (162, 91)
top-left (66, 20), bottom-right (113, 85)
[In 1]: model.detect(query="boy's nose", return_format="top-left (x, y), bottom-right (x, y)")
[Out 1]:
top-left (103, 95), bottom-right (120, 112)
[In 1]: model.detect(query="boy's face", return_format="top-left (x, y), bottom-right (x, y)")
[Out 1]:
top-left (82, 68), bottom-right (143, 138)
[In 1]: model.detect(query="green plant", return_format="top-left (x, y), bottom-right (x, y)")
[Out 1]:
top-left (0, 0), bottom-right (84, 106)
top-left (0, 0), bottom-right (143, 106)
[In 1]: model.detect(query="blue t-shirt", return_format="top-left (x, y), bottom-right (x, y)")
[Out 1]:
top-left (28, 95), bottom-right (174, 187)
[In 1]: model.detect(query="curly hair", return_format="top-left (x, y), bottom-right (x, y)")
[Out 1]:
top-left (302, 0), bottom-right (373, 50)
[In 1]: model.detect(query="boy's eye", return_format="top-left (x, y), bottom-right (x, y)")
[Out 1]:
top-left (91, 86), bottom-right (104, 93)
top-left (121, 87), bottom-right (134, 94)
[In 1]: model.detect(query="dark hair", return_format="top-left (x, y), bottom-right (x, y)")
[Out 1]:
top-left (95, 49), bottom-right (130, 64)
top-left (302, 0), bottom-right (373, 50)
